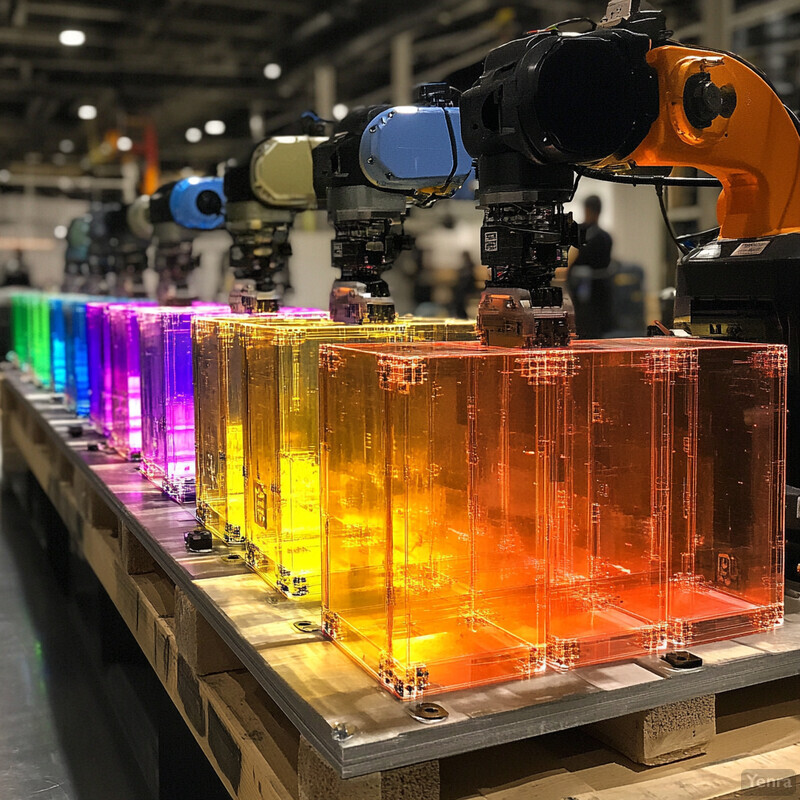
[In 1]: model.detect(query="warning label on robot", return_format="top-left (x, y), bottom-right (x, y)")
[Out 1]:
top-left (484, 231), bottom-right (498, 252)
top-left (731, 240), bottom-right (770, 257)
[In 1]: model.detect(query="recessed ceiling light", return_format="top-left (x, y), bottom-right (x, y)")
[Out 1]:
top-left (59, 139), bottom-right (74, 153)
top-left (78, 104), bottom-right (97, 120)
top-left (59, 29), bottom-right (85, 46)
top-left (204, 120), bottom-right (226, 136)
top-left (332, 103), bottom-right (349, 121)
top-left (263, 62), bottom-right (282, 80)
top-left (117, 136), bottom-right (133, 152)
top-left (185, 127), bottom-right (202, 143)
top-left (54, 225), bottom-right (68, 239)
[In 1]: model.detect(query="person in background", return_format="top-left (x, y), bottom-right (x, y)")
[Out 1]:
top-left (450, 251), bottom-right (479, 319)
top-left (2, 249), bottom-right (31, 287)
top-left (567, 195), bottom-right (613, 338)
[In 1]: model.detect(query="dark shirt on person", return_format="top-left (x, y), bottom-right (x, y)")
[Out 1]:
top-left (570, 222), bottom-right (614, 337)
top-left (575, 223), bottom-right (613, 271)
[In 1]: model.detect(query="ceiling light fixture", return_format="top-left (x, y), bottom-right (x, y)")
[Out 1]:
top-left (185, 127), bottom-right (202, 143)
top-left (117, 136), bottom-right (133, 152)
top-left (59, 29), bottom-right (85, 46)
top-left (204, 120), bottom-right (226, 136)
top-left (78, 104), bottom-right (97, 120)
top-left (332, 103), bottom-right (349, 121)
top-left (263, 62), bottom-right (282, 80)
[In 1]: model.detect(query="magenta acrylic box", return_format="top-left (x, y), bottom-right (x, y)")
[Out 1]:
top-left (138, 305), bottom-right (229, 500)
top-left (88, 301), bottom-right (155, 439)
top-left (108, 304), bottom-right (149, 459)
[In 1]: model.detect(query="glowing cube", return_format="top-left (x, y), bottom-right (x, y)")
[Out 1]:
top-left (49, 297), bottom-right (68, 393)
top-left (11, 292), bottom-right (35, 368)
top-left (320, 341), bottom-right (551, 696)
top-left (649, 338), bottom-right (787, 646)
top-left (86, 302), bottom-right (112, 435)
top-left (138, 305), bottom-right (229, 500)
top-left (242, 319), bottom-right (476, 601)
top-left (88, 301), bottom-right (155, 437)
top-left (29, 293), bottom-right (52, 387)
top-left (320, 339), bottom-right (785, 697)
top-left (108, 304), bottom-right (146, 459)
top-left (64, 297), bottom-right (101, 416)
top-left (193, 310), bottom-right (328, 541)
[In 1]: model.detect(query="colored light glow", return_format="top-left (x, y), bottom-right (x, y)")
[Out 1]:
top-left (27, 294), bottom-right (52, 388)
top-left (192, 308), bottom-right (329, 542)
top-left (49, 297), bottom-right (69, 393)
top-left (319, 338), bottom-right (785, 698)
top-left (86, 303), bottom-right (109, 435)
top-left (236, 318), bottom-right (475, 596)
top-left (138, 305), bottom-right (230, 501)
top-left (108, 304), bottom-right (148, 458)
top-left (64, 298), bottom-right (97, 417)
top-left (87, 301), bottom-right (155, 439)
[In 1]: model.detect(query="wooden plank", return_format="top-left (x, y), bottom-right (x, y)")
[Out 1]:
top-left (175, 585), bottom-right (244, 676)
top-left (565, 741), bottom-right (800, 800)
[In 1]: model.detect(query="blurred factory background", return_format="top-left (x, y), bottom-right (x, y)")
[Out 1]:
top-left (0, 0), bottom-right (796, 326)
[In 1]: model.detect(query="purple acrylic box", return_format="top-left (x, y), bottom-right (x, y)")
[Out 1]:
top-left (108, 304), bottom-right (152, 459)
top-left (138, 304), bottom-right (230, 500)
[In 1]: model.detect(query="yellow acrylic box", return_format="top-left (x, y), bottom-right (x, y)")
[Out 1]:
top-left (193, 312), bottom-right (327, 542)
top-left (241, 317), bottom-right (476, 600)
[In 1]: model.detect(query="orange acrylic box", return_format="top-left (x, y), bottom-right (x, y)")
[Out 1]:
top-left (320, 339), bottom-right (786, 698)
top-left (643, 338), bottom-right (786, 646)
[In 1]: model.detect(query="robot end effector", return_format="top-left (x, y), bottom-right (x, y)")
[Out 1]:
top-left (313, 83), bottom-right (473, 325)
top-left (224, 135), bottom-right (326, 313)
top-left (459, 1), bottom-right (666, 348)
top-left (149, 177), bottom-right (226, 304)
top-left (460, 0), bottom-right (800, 347)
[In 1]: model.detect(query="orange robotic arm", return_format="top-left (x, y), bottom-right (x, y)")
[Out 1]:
top-left (615, 45), bottom-right (800, 240)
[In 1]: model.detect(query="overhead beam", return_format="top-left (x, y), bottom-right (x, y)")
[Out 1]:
top-left (730, 0), bottom-right (800, 28)
top-left (26, 1), bottom-right (124, 21)
top-left (181, 0), bottom-right (307, 16)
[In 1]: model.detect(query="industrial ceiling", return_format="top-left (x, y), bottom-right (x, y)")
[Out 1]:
top-left (0, 0), bottom-right (701, 191)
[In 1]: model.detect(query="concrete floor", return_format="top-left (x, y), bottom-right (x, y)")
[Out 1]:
top-left (0, 489), bottom-right (150, 800)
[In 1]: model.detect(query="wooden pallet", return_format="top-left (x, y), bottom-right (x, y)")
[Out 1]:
top-left (3, 372), bottom-right (799, 800)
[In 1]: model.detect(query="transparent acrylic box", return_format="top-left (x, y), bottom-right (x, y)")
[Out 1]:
top-left (64, 297), bottom-right (96, 416)
top-left (242, 319), bottom-right (476, 602)
top-left (139, 305), bottom-right (229, 501)
top-left (108, 304), bottom-right (146, 459)
top-left (86, 302), bottom-right (112, 435)
top-left (192, 310), bottom-right (327, 541)
top-left (49, 296), bottom-right (68, 393)
top-left (319, 339), bottom-right (786, 698)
